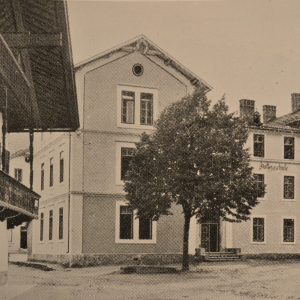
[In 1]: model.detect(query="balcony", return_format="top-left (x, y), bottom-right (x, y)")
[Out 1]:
top-left (0, 170), bottom-right (40, 229)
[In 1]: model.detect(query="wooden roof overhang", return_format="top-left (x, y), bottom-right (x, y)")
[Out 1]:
top-left (0, 0), bottom-right (79, 133)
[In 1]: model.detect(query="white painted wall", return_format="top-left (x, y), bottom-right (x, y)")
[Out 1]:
top-left (0, 220), bottom-right (8, 285)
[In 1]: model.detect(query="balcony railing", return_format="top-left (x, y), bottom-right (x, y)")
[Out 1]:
top-left (0, 170), bottom-right (39, 216)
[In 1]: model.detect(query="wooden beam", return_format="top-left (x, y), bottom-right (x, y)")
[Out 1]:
top-left (0, 35), bottom-right (31, 116)
top-left (2, 33), bottom-right (62, 48)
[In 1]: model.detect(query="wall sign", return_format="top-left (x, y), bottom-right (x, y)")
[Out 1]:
top-left (259, 162), bottom-right (288, 171)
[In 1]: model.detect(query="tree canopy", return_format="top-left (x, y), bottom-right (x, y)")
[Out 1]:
top-left (124, 87), bottom-right (263, 270)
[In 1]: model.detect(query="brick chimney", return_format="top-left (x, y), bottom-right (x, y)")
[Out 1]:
top-left (263, 105), bottom-right (276, 123)
top-left (292, 93), bottom-right (300, 113)
top-left (239, 99), bottom-right (255, 118)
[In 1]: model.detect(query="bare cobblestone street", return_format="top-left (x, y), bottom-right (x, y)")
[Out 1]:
top-left (1, 260), bottom-right (300, 299)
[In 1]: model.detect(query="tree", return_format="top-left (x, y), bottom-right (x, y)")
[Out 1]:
top-left (124, 87), bottom-right (263, 271)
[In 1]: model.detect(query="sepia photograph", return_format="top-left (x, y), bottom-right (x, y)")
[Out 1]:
top-left (1, 0), bottom-right (300, 299)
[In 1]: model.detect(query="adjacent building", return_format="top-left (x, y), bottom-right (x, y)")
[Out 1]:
top-left (199, 95), bottom-right (300, 256)
top-left (7, 149), bottom-right (30, 253)
top-left (30, 35), bottom-right (212, 265)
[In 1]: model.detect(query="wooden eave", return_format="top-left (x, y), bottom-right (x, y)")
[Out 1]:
top-left (0, 0), bottom-right (79, 132)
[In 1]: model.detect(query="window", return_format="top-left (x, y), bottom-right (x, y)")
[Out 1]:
top-left (284, 176), bottom-right (294, 200)
top-left (49, 210), bottom-right (53, 240)
top-left (122, 91), bottom-right (135, 124)
top-left (139, 217), bottom-right (152, 240)
top-left (7, 229), bottom-right (13, 242)
top-left (59, 151), bottom-right (64, 183)
top-left (254, 174), bottom-right (265, 198)
top-left (116, 143), bottom-right (136, 185)
top-left (116, 202), bottom-right (156, 244)
top-left (283, 218), bottom-right (294, 243)
top-left (253, 134), bottom-right (264, 157)
top-left (252, 217), bottom-right (265, 242)
top-left (59, 207), bottom-right (63, 240)
top-left (284, 137), bottom-right (294, 160)
top-left (49, 158), bottom-right (53, 187)
top-left (119, 206), bottom-right (133, 239)
top-left (140, 93), bottom-right (153, 125)
top-left (117, 86), bottom-right (157, 128)
top-left (121, 147), bottom-right (135, 181)
top-left (41, 163), bottom-right (44, 191)
top-left (14, 168), bottom-right (22, 182)
top-left (40, 212), bottom-right (44, 241)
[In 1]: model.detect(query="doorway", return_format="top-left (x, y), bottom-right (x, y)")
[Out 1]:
top-left (20, 226), bottom-right (27, 249)
top-left (201, 223), bottom-right (219, 252)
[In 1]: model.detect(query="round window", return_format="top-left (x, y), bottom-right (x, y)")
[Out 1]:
top-left (132, 64), bottom-right (143, 76)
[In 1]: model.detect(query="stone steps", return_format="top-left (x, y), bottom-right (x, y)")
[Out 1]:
top-left (204, 252), bottom-right (242, 262)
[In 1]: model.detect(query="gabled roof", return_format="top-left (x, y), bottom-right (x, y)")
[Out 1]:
top-left (0, 0), bottom-right (79, 132)
top-left (75, 35), bottom-right (212, 92)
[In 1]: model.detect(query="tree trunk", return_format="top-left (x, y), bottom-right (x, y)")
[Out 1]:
top-left (182, 212), bottom-right (191, 271)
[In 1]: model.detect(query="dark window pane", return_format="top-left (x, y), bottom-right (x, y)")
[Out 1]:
top-left (49, 210), bottom-right (53, 240)
top-left (140, 93), bottom-right (153, 125)
top-left (120, 206), bottom-right (133, 239)
top-left (14, 168), bottom-right (22, 182)
top-left (59, 207), bottom-right (63, 239)
top-left (121, 148), bottom-right (134, 181)
top-left (283, 219), bottom-right (294, 242)
top-left (121, 91), bottom-right (135, 124)
top-left (40, 213), bottom-right (44, 241)
top-left (60, 152), bottom-right (64, 183)
top-left (139, 217), bottom-right (152, 239)
top-left (253, 217), bottom-right (264, 242)
top-left (50, 158), bottom-right (53, 187)
top-left (284, 176), bottom-right (294, 199)
top-left (253, 134), bottom-right (264, 157)
top-left (254, 174), bottom-right (265, 198)
top-left (284, 137), bottom-right (294, 159)
top-left (41, 164), bottom-right (44, 191)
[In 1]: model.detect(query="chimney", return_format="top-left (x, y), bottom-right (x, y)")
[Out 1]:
top-left (292, 93), bottom-right (300, 113)
top-left (263, 105), bottom-right (276, 123)
top-left (239, 99), bottom-right (255, 118)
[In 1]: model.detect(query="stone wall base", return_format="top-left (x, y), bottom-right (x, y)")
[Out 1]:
top-left (30, 253), bottom-right (196, 267)
top-left (242, 253), bottom-right (300, 260)
top-left (0, 271), bottom-right (8, 286)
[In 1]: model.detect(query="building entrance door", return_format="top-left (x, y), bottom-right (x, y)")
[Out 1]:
top-left (201, 223), bottom-right (219, 252)
top-left (20, 226), bottom-right (27, 249)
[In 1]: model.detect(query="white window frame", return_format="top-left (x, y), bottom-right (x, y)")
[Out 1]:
top-left (115, 201), bottom-right (157, 244)
top-left (251, 215), bottom-right (266, 244)
top-left (283, 174), bottom-right (296, 202)
top-left (282, 216), bottom-right (296, 245)
top-left (116, 142), bottom-right (136, 186)
top-left (117, 85), bottom-right (158, 129)
top-left (253, 172), bottom-right (266, 200)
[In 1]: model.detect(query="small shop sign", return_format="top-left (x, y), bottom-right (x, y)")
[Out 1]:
top-left (259, 162), bottom-right (288, 171)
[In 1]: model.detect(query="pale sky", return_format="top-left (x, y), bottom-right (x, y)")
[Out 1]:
top-left (67, 0), bottom-right (300, 118)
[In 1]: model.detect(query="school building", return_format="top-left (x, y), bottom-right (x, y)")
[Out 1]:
top-left (29, 35), bottom-right (212, 265)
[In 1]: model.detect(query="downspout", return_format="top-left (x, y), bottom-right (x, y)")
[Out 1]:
top-left (67, 132), bottom-right (71, 267)
top-left (1, 86), bottom-right (7, 172)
